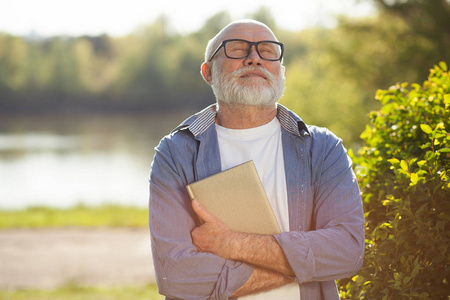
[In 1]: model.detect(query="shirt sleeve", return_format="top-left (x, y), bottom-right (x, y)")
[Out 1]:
top-left (149, 138), bottom-right (253, 300)
top-left (274, 129), bottom-right (365, 284)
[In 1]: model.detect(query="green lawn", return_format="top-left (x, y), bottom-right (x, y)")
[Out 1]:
top-left (0, 205), bottom-right (148, 229)
top-left (0, 283), bottom-right (163, 300)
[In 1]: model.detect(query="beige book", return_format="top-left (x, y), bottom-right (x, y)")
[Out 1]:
top-left (186, 161), bottom-right (281, 235)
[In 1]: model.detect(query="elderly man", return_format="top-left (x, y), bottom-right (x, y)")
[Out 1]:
top-left (149, 20), bottom-right (364, 300)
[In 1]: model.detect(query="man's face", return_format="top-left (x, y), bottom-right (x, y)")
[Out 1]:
top-left (208, 23), bottom-right (285, 106)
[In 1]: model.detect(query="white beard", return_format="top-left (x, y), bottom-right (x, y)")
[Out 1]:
top-left (211, 64), bottom-right (285, 107)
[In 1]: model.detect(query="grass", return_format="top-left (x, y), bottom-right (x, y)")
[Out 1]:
top-left (0, 283), bottom-right (164, 300)
top-left (0, 204), bottom-right (148, 229)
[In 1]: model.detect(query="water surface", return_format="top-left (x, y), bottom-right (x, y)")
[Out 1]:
top-left (0, 111), bottom-right (193, 209)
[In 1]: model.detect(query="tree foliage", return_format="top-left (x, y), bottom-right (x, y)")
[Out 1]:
top-left (339, 62), bottom-right (450, 299)
top-left (280, 28), bottom-right (367, 147)
top-left (373, 0), bottom-right (450, 62)
top-left (0, 5), bottom-right (448, 149)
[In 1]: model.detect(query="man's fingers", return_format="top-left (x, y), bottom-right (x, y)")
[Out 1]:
top-left (192, 199), bottom-right (219, 223)
top-left (192, 199), bottom-right (211, 222)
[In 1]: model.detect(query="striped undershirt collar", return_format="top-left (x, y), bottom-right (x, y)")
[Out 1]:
top-left (188, 104), bottom-right (309, 138)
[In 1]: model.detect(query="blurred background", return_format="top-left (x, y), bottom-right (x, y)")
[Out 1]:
top-left (0, 0), bottom-right (449, 210)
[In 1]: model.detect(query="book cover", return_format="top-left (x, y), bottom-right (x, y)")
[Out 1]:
top-left (186, 161), bottom-right (281, 235)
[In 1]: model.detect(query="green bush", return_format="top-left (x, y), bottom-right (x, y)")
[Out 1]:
top-left (339, 62), bottom-right (450, 299)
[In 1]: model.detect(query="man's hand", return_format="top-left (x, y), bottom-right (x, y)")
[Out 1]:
top-left (191, 199), bottom-right (295, 277)
top-left (191, 199), bottom-right (296, 298)
top-left (191, 199), bottom-right (237, 259)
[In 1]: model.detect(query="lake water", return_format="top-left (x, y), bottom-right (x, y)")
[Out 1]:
top-left (0, 111), bottom-right (194, 209)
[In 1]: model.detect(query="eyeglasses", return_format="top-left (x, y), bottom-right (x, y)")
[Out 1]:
top-left (208, 39), bottom-right (284, 62)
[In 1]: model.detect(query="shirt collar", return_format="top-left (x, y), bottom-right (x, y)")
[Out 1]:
top-left (183, 103), bottom-right (310, 138)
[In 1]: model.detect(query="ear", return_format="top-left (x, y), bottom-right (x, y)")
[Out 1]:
top-left (201, 62), bottom-right (213, 85)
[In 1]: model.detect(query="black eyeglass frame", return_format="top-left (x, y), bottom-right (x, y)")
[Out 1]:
top-left (208, 39), bottom-right (284, 62)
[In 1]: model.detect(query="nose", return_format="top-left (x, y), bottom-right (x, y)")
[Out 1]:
top-left (244, 45), bottom-right (262, 66)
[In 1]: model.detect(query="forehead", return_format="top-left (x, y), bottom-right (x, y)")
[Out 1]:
top-left (221, 23), bottom-right (277, 42)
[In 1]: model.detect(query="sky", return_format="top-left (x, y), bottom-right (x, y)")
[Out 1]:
top-left (0, 0), bottom-right (376, 37)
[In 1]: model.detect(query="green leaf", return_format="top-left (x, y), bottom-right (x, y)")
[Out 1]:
top-left (411, 83), bottom-right (421, 90)
top-left (420, 124), bottom-right (433, 134)
top-left (420, 142), bottom-right (431, 149)
top-left (435, 122), bottom-right (445, 130)
top-left (410, 173), bottom-right (419, 184)
top-left (417, 160), bottom-right (427, 167)
top-left (444, 94), bottom-right (450, 106)
top-left (352, 275), bottom-right (365, 284)
top-left (411, 262), bottom-right (420, 278)
top-left (439, 61), bottom-right (448, 71)
top-left (438, 148), bottom-right (450, 153)
top-left (400, 160), bottom-right (408, 171)
top-left (388, 158), bottom-right (400, 165)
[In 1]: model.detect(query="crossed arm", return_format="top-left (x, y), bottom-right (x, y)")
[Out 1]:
top-left (191, 199), bottom-right (295, 297)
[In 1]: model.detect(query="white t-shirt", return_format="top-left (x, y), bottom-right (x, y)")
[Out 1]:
top-left (216, 117), bottom-right (289, 231)
top-left (216, 118), bottom-right (300, 299)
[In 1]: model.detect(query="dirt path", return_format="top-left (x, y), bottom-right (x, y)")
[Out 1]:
top-left (0, 228), bottom-right (155, 290)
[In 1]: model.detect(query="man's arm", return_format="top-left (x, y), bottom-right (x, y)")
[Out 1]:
top-left (149, 142), bottom-right (253, 300)
top-left (191, 198), bottom-right (297, 298)
top-left (232, 267), bottom-right (294, 298)
top-left (191, 199), bottom-right (294, 276)
top-left (273, 128), bottom-right (365, 283)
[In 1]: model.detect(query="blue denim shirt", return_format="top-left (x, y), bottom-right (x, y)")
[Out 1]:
top-left (149, 104), bottom-right (364, 300)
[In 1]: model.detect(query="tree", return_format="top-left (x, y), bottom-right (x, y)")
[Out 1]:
top-left (280, 28), bottom-right (368, 149)
top-left (372, 0), bottom-right (450, 62)
top-left (0, 34), bottom-right (28, 91)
